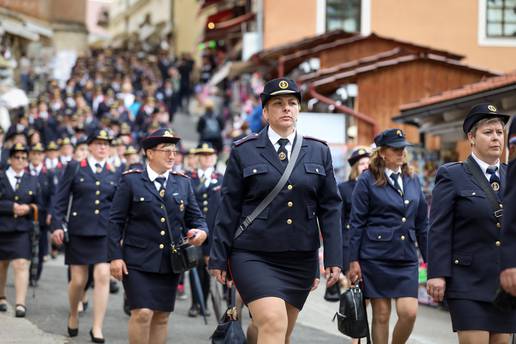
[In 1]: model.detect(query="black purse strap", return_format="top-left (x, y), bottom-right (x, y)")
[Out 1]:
top-left (234, 134), bottom-right (303, 240)
top-left (463, 156), bottom-right (503, 221)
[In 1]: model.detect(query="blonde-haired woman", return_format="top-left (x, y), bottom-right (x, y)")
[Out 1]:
top-left (348, 129), bottom-right (428, 344)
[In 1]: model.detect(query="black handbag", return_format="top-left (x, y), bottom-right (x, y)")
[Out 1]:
top-left (324, 283), bottom-right (341, 302)
top-left (170, 240), bottom-right (203, 274)
top-left (210, 288), bottom-right (247, 344)
top-left (333, 284), bottom-right (371, 343)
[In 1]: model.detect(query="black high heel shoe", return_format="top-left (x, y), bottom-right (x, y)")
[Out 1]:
top-left (89, 329), bottom-right (105, 343)
top-left (67, 315), bottom-right (78, 337)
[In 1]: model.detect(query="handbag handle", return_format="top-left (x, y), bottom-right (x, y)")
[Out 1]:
top-left (234, 133), bottom-right (303, 240)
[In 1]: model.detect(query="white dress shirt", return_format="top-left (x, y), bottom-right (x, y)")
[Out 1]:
top-left (267, 126), bottom-right (296, 160)
top-left (88, 156), bottom-right (106, 174)
top-left (29, 163), bottom-right (43, 176)
top-left (198, 167), bottom-right (214, 188)
top-left (471, 152), bottom-right (500, 182)
top-left (146, 163), bottom-right (170, 191)
top-left (5, 167), bottom-right (24, 191)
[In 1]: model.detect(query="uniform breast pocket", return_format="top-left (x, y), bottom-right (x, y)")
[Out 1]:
top-left (304, 163), bottom-right (326, 177)
top-left (243, 164), bottom-right (268, 178)
top-left (133, 195), bottom-right (153, 214)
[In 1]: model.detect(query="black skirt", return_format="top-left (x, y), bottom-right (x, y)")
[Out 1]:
top-left (65, 235), bottom-right (108, 265)
top-left (360, 259), bottom-right (418, 299)
top-left (123, 268), bottom-right (180, 312)
top-left (229, 249), bottom-right (318, 310)
top-left (0, 231), bottom-right (31, 260)
top-left (448, 299), bottom-right (516, 333)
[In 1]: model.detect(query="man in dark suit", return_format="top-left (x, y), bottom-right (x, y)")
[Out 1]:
top-left (500, 119), bottom-right (516, 296)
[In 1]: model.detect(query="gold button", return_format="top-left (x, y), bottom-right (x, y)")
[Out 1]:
top-left (95, 200), bottom-right (100, 205)
top-left (454, 259), bottom-right (459, 264)
top-left (377, 235), bottom-right (382, 239)
top-left (252, 169), bottom-right (257, 173)
top-left (402, 217), bottom-right (407, 223)
top-left (472, 192), bottom-right (476, 196)
top-left (80, 178), bottom-right (84, 182)
top-left (203, 207), bottom-right (209, 212)
top-left (287, 219), bottom-right (293, 225)
top-left (404, 200), bottom-right (409, 205)
top-left (315, 168), bottom-right (319, 173)
top-left (14, 196), bottom-right (19, 201)
top-left (287, 184), bottom-right (293, 190)
top-left (96, 191), bottom-right (100, 195)
top-left (96, 181), bottom-right (100, 186)
top-left (499, 204), bottom-right (503, 208)
top-left (287, 201), bottom-right (293, 207)
top-left (496, 241), bottom-right (501, 247)
top-left (161, 205), bottom-right (165, 209)
top-left (28, 190), bottom-right (32, 195)
top-left (94, 209), bottom-right (99, 215)
top-left (140, 197), bottom-right (145, 201)
top-left (346, 224), bottom-right (350, 229)
top-left (159, 244), bottom-right (164, 249)
top-left (72, 212), bottom-right (77, 216)
top-left (497, 223), bottom-right (501, 228)
top-left (401, 235), bottom-right (406, 240)
top-left (203, 193), bottom-right (208, 199)
top-left (203, 200), bottom-right (208, 205)
top-left (161, 217), bottom-right (165, 223)
top-left (160, 230), bottom-right (166, 236)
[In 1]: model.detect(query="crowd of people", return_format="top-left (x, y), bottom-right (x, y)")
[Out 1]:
top-left (0, 42), bottom-right (515, 344)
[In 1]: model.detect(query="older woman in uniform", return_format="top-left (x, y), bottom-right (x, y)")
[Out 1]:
top-left (52, 129), bottom-right (118, 342)
top-left (209, 78), bottom-right (342, 344)
top-left (427, 104), bottom-right (516, 344)
top-left (109, 128), bottom-right (207, 344)
top-left (0, 143), bottom-right (41, 317)
top-left (348, 129), bottom-right (428, 344)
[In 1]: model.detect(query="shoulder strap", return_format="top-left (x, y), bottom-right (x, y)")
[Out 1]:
top-left (234, 134), bottom-right (303, 240)
top-left (463, 156), bottom-right (503, 220)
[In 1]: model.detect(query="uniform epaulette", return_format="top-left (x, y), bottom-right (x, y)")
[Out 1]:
top-left (172, 171), bottom-right (190, 178)
top-left (303, 135), bottom-right (328, 145)
top-left (123, 169), bottom-right (143, 175)
top-left (234, 133), bottom-right (259, 146)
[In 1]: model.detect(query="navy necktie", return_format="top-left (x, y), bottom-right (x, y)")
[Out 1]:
top-left (486, 166), bottom-right (502, 196)
top-left (155, 177), bottom-right (166, 197)
top-left (390, 172), bottom-right (403, 195)
top-left (14, 176), bottom-right (21, 190)
top-left (277, 138), bottom-right (289, 165)
top-left (95, 163), bottom-right (102, 174)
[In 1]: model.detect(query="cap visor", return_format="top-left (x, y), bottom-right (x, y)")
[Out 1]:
top-left (386, 140), bottom-right (412, 148)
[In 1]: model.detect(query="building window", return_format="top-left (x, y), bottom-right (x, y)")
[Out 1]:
top-left (486, 0), bottom-right (516, 37)
top-left (326, 0), bottom-right (361, 32)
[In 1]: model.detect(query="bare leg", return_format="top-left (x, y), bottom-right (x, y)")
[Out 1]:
top-left (11, 259), bottom-right (29, 306)
top-left (0, 260), bottom-right (9, 299)
top-left (370, 298), bottom-right (391, 344)
top-left (248, 297), bottom-right (288, 344)
top-left (128, 308), bottom-right (153, 344)
top-left (148, 311), bottom-right (170, 344)
top-left (458, 330), bottom-right (490, 344)
top-left (68, 265), bottom-right (88, 329)
top-left (489, 333), bottom-right (511, 344)
top-left (392, 297), bottom-right (418, 344)
top-left (91, 263), bottom-right (110, 338)
top-left (285, 303), bottom-right (300, 344)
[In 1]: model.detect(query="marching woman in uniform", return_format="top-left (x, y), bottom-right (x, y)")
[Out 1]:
top-left (348, 129), bottom-right (428, 344)
top-left (427, 104), bottom-right (516, 344)
top-left (209, 78), bottom-right (342, 344)
top-left (52, 129), bottom-right (118, 342)
top-left (109, 128), bottom-right (207, 344)
top-left (339, 146), bottom-right (370, 275)
top-left (0, 143), bottom-right (42, 318)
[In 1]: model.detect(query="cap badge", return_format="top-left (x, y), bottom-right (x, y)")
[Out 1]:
top-left (488, 105), bottom-right (497, 112)
top-left (358, 149), bottom-right (365, 155)
top-left (396, 130), bottom-right (403, 137)
top-left (15, 143), bottom-right (23, 149)
top-left (99, 130), bottom-right (107, 138)
top-left (163, 130), bottom-right (174, 138)
top-left (278, 80), bottom-right (289, 89)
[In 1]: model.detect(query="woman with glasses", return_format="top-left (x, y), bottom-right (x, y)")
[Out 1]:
top-left (0, 143), bottom-right (42, 318)
top-left (109, 128), bottom-right (207, 344)
top-left (52, 129), bottom-right (118, 343)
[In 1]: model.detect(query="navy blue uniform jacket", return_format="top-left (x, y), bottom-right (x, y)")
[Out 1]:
top-left (108, 170), bottom-right (208, 274)
top-left (338, 180), bottom-right (356, 271)
top-left (51, 159), bottom-right (118, 236)
top-left (349, 170), bottom-right (428, 263)
top-left (501, 160), bottom-right (516, 270)
top-left (208, 129), bottom-right (343, 271)
top-left (0, 171), bottom-right (42, 233)
top-left (428, 158), bottom-right (507, 302)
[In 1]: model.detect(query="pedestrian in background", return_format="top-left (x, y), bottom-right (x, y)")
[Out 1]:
top-left (109, 128), bottom-right (208, 344)
top-left (0, 143), bottom-right (42, 318)
top-left (348, 129), bottom-right (428, 344)
top-left (209, 78), bottom-right (342, 343)
top-left (196, 100), bottom-right (224, 153)
top-left (52, 129), bottom-right (118, 342)
top-left (427, 104), bottom-right (516, 344)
